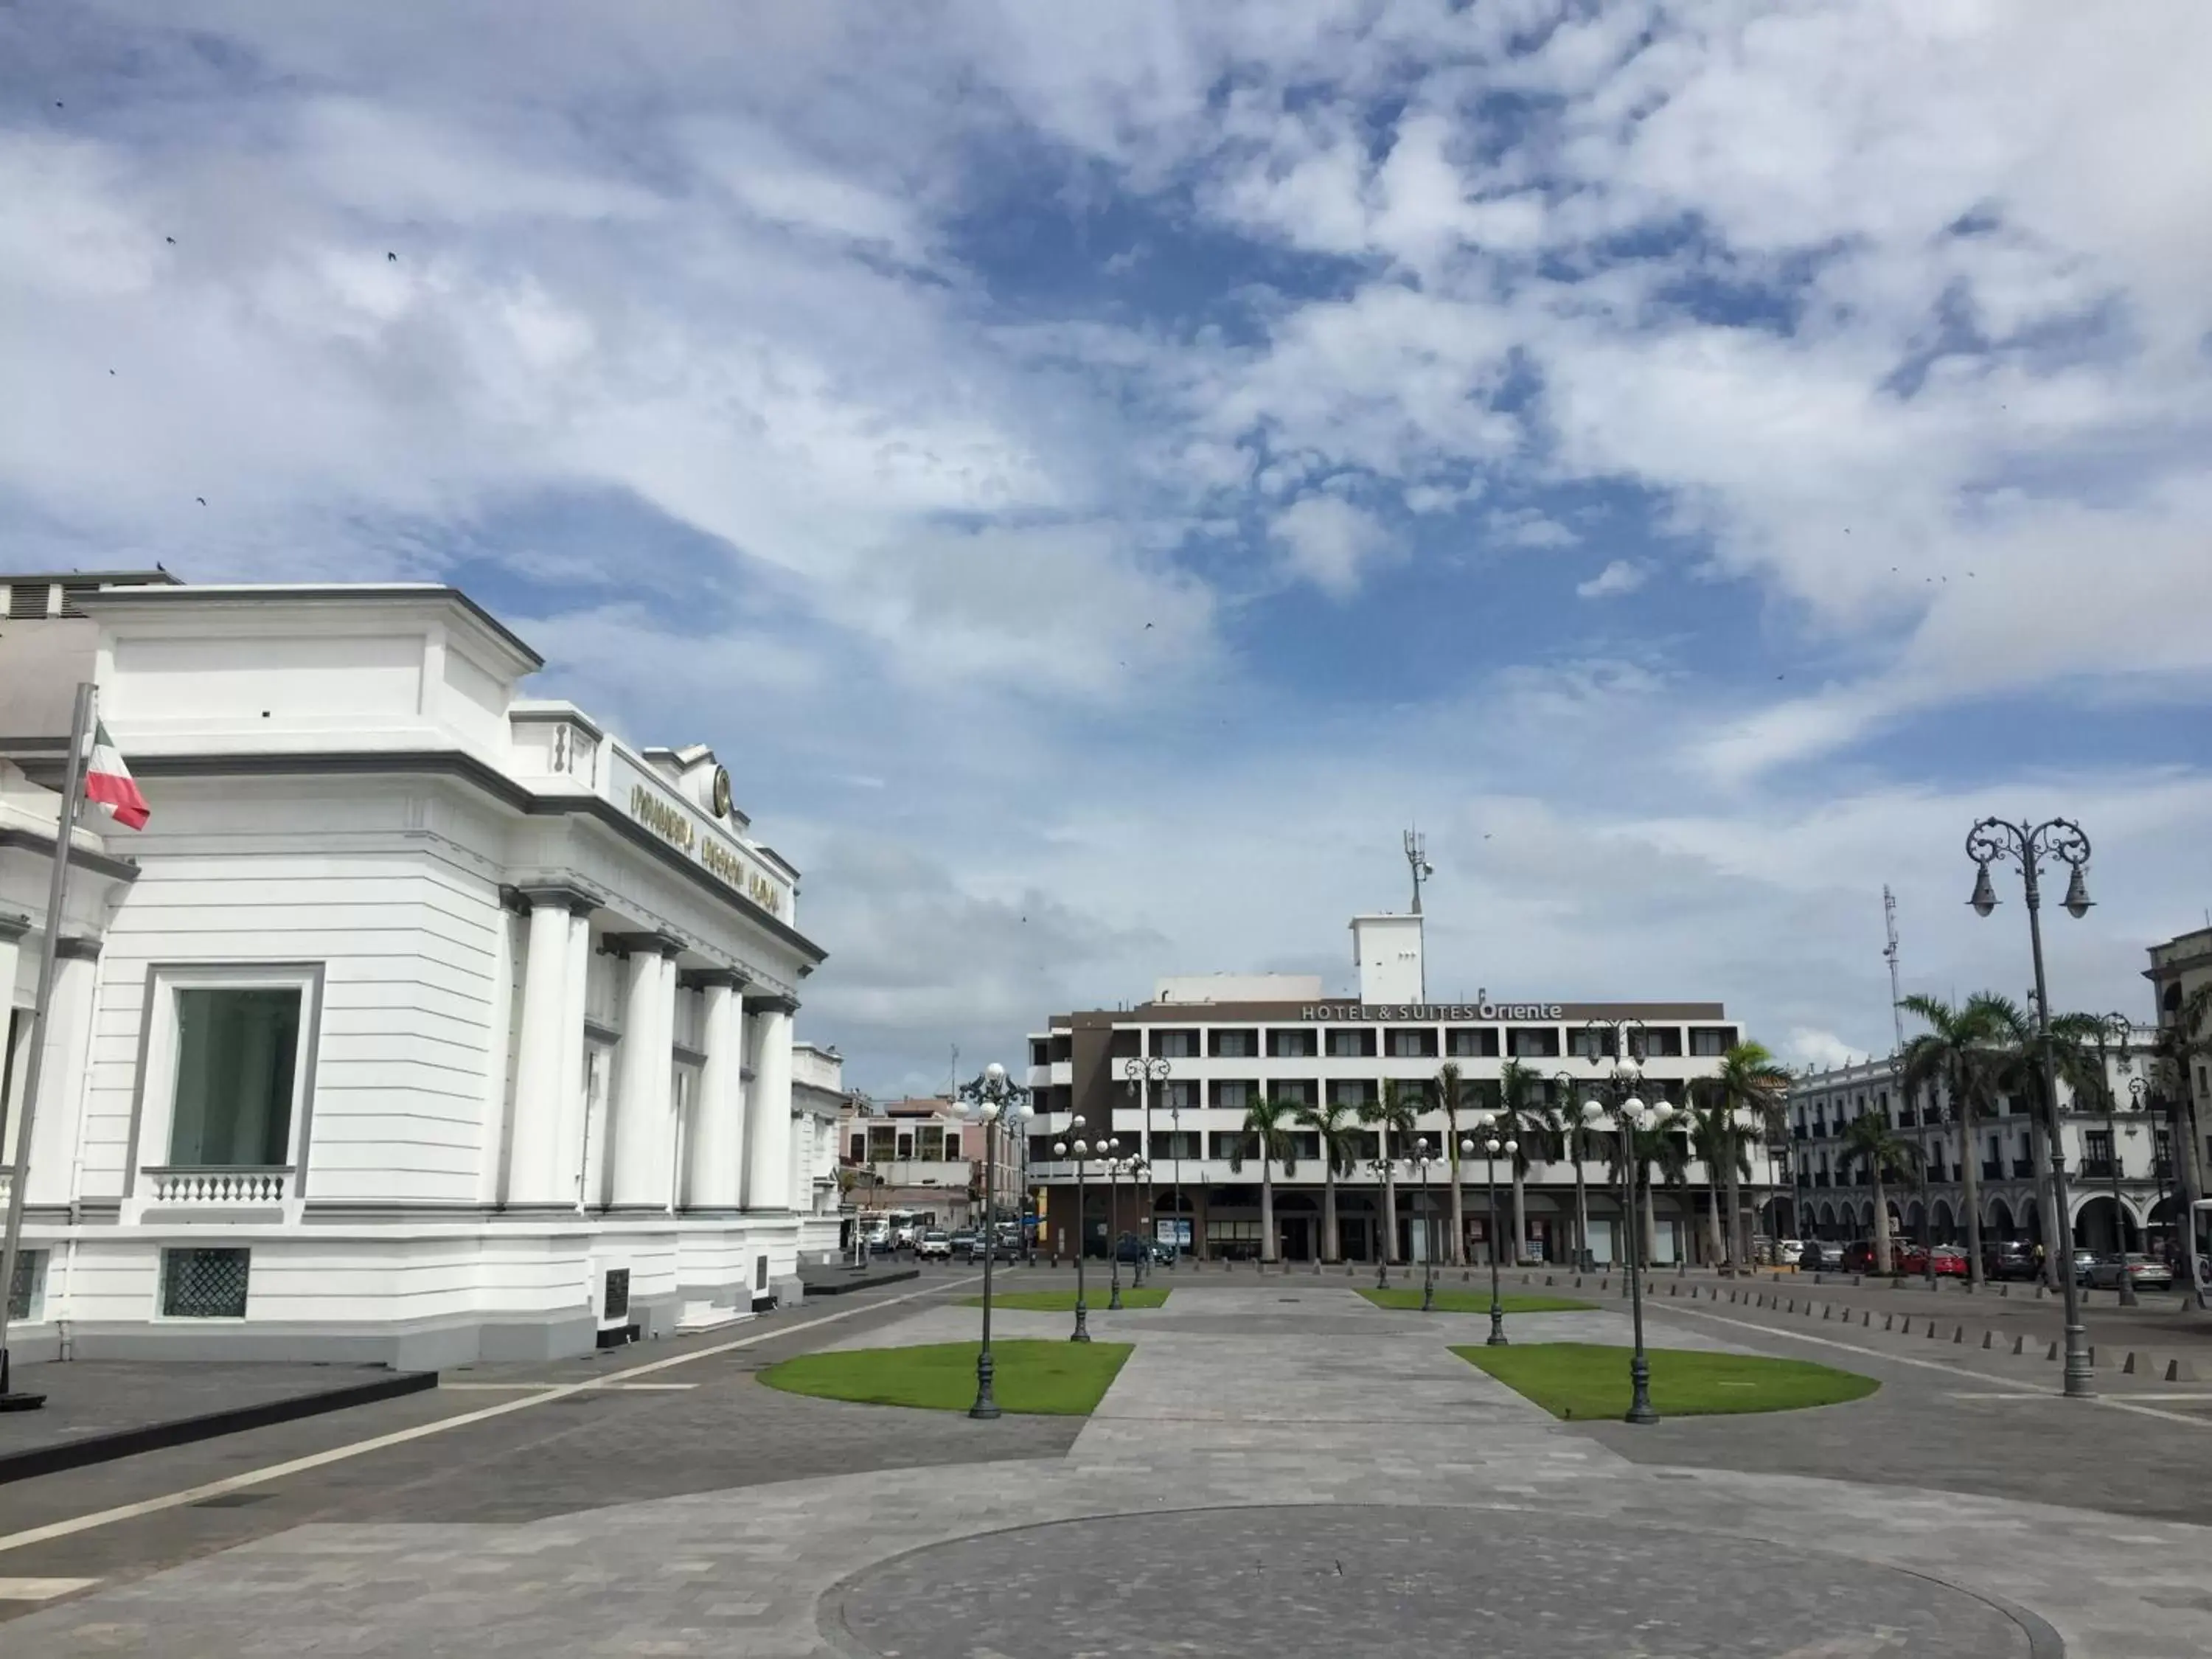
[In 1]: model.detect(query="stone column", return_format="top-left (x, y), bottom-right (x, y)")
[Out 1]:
top-left (0, 914), bottom-right (25, 1161)
top-left (743, 996), bottom-right (797, 1211)
top-left (27, 938), bottom-right (101, 1206)
top-left (684, 970), bottom-right (746, 1211)
top-left (610, 933), bottom-right (681, 1211)
top-left (553, 902), bottom-right (594, 1207)
top-left (504, 888), bottom-right (591, 1208)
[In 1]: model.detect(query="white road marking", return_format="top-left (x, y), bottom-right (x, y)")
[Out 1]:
top-left (437, 1381), bottom-right (700, 1391)
top-left (0, 1577), bottom-right (100, 1600)
top-left (1654, 1301), bottom-right (2212, 1429)
top-left (0, 1274), bottom-right (979, 1557)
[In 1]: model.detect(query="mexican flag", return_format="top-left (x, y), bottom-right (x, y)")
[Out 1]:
top-left (84, 720), bottom-right (150, 830)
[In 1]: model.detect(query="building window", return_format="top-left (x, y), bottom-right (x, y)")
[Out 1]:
top-left (161, 1247), bottom-right (251, 1318)
top-left (1209, 1029), bottom-right (1258, 1058)
top-left (167, 986), bottom-right (305, 1166)
top-left (1152, 1029), bottom-right (1201, 1059)
top-left (1265, 1079), bottom-right (1318, 1108)
top-left (1159, 1080), bottom-right (1200, 1113)
top-left (849, 1133), bottom-right (866, 1161)
top-left (1445, 1027), bottom-right (1499, 1058)
top-left (1568, 1028), bottom-right (1614, 1060)
top-left (7, 1248), bottom-right (45, 1321)
top-left (1109, 1029), bottom-right (1141, 1060)
top-left (1149, 1130), bottom-right (1202, 1161)
top-left (1210, 1131), bottom-right (1258, 1161)
top-left (1267, 1029), bottom-right (1319, 1059)
top-left (1327, 1078), bottom-right (1377, 1108)
top-left (1689, 1027), bottom-right (1736, 1057)
top-left (1326, 1029), bottom-right (1375, 1059)
top-left (1212, 1079), bottom-right (1254, 1112)
top-left (1507, 1026), bottom-right (1560, 1059)
top-left (1641, 1027), bottom-right (1684, 1057)
top-left (1384, 1029), bottom-right (1436, 1059)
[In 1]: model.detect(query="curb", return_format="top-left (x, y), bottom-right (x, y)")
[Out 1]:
top-left (799, 1267), bottom-right (921, 1298)
top-left (0, 1369), bottom-right (438, 1486)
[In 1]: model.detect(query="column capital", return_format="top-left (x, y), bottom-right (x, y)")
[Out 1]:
top-left (751, 992), bottom-right (800, 1017)
top-left (0, 911), bottom-right (29, 944)
top-left (56, 935), bottom-right (102, 961)
top-left (509, 882), bottom-right (601, 916)
top-left (605, 930), bottom-right (685, 959)
top-left (678, 967), bottom-right (749, 992)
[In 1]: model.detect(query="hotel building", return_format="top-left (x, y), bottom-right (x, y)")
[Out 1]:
top-left (1024, 914), bottom-right (1749, 1265)
top-left (1, 573), bottom-right (838, 1367)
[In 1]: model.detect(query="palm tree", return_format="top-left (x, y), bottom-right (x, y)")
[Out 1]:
top-left (1683, 1093), bottom-right (1733, 1265)
top-left (1542, 1082), bottom-right (1598, 1270)
top-left (1901, 993), bottom-right (1999, 1287)
top-left (1295, 1098), bottom-right (1358, 1262)
top-left (1839, 1110), bottom-right (1920, 1273)
top-left (1709, 1041), bottom-right (1792, 1270)
top-left (1235, 1096), bottom-right (1300, 1264)
top-left (1496, 1060), bottom-right (1540, 1265)
top-left (1602, 1110), bottom-right (1680, 1265)
top-left (1970, 992), bottom-right (2104, 1285)
top-left (1432, 1062), bottom-right (1471, 1265)
top-left (1363, 1079), bottom-right (1419, 1264)
top-left (2150, 982), bottom-right (2212, 1307)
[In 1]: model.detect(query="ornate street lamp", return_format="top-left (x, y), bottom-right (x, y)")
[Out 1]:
top-left (1365, 1152), bottom-right (1397, 1287)
top-left (1103, 1144), bottom-right (1127, 1310)
top-left (954, 1062), bottom-right (1034, 1419)
top-left (1410, 1136), bottom-right (1440, 1313)
top-left (1551, 1069), bottom-right (1595, 1272)
top-left (1467, 1126), bottom-right (1513, 1343)
top-left (2083, 1013), bottom-right (2140, 1307)
top-left (1583, 1036), bottom-right (1676, 1426)
top-left (1122, 1057), bottom-right (1171, 1281)
top-left (1054, 1115), bottom-right (1092, 1343)
top-left (1966, 815), bottom-right (2096, 1398)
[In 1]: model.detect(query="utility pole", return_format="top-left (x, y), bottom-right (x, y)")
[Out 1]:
top-left (1403, 828), bottom-right (1433, 916)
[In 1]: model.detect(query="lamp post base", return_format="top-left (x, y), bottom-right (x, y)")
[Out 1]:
top-left (2061, 1324), bottom-right (2095, 1397)
top-left (1422, 1278), bottom-right (1434, 1312)
top-left (1625, 1349), bottom-right (1658, 1425)
top-left (969, 1350), bottom-right (1001, 1420)
top-left (1486, 1307), bottom-right (1507, 1346)
top-left (1071, 1298), bottom-right (1091, 1343)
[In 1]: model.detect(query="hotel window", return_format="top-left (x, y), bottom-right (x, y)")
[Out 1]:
top-left (917, 1126), bottom-right (945, 1161)
top-left (1445, 1027), bottom-right (1500, 1058)
top-left (1150, 1130), bottom-right (1202, 1161)
top-left (1265, 1079), bottom-right (1318, 1108)
top-left (1160, 1080), bottom-right (1200, 1113)
top-left (1209, 1029), bottom-right (1259, 1058)
top-left (868, 1125), bottom-right (897, 1160)
top-left (162, 982), bottom-right (312, 1169)
top-left (1212, 1079), bottom-right (1254, 1112)
top-left (1326, 1029), bottom-right (1376, 1059)
top-left (1688, 1026), bottom-right (1736, 1057)
top-left (1327, 1078), bottom-right (1377, 1108)
top-left (1109, 1029), bottom-right (1141, 1060)
top-left (1567, 1028), bottom-right (1614, 1060)
top-left (1211, 1131), bottom-right (1258, 1161)
top-left (1267, 1029), bottom-right (1319, 1058)
top-left (1641, 1027), bottom-right (1683, 1057)
top-left (1506, 1026), bottom-right (1560, 1059)
top-left (1384, 1029), bottom-right (1436, 1059)
top-left (1152, 1029), bottom-right (1201, 1059)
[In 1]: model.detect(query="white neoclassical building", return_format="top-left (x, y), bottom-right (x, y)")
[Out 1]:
top-left (0, 574), bottom-right (839, 1367)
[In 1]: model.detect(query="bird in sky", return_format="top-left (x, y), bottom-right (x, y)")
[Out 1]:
top-left (165, 236), bottom-right (175, 244)
top-left (387, 251), bottom-right (397, 262)
top-left (195, 496), bottom-right (206, 505)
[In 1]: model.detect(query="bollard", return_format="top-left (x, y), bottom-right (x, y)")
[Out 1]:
top-left (2011, 1334), bottom-right (2026, 1354)
top-left (1953, 1325), bottom-right (1964, 1343)
top-left (1860, 1309), bottom-right (1871, 1326)
top-left (2124, 1351), bottom-right (2143, 1375)
top-left (2167, 1357), bottom-right (2197, 1382)
top-left (1669, 1282), bottom-right (1677, 1295)
top-left (1546, 1275), bottom-right (1555, 1286)
top-left (2000, 1284), bottom-right (2009, 1297)
top-left (1981, 1329), bottom-right (1994, 1349)
top-left (2045, 1340), bottom-right (2059, 1361)
top-left (1926, 1321), bottom-right (1938, 1340)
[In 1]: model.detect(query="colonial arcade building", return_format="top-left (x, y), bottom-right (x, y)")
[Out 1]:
top-left (1025, 914), bottom-right (1748, 1265)
top-left (1, 576), bottom-right (835, 1367)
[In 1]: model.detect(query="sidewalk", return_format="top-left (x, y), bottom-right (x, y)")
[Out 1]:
top-left (0, 1360), bottom-right (433, 1483)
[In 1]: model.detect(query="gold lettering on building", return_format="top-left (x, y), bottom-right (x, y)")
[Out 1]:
top-left (630, 781), bottom-right (784, 917)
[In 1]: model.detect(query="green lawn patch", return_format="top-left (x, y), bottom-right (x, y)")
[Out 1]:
top-left (1359, 1286), bottom-right (1593, 1314)
top-left (758, 1339), bottom-right (1132, 1415)
top-left (1455, 1341), bottom-right (1878, 1419)
top-left (959, 1287), bottom-right (1169, 1311)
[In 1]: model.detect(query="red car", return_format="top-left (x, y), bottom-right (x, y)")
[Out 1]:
top-left (1894, 1242), bottom-right (1970, 1277)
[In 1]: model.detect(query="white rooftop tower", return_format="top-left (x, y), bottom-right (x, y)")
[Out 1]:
top-left (1351, 913), bottom-right (1425, 1005)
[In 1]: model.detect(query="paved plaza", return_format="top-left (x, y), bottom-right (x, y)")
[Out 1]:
top-left (2, 1269), bottom-right (2211, 1654)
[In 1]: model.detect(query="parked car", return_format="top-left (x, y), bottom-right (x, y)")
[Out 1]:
top-left (1797, 1239), bottom-right (1842, 1272)
top-left (915, 1230), bottom-right (953, 1261)
top-left (1775, 1239), bottom-right (1806, 1267)
top-left (1840, 1239), bottom-right (1881, 1274)
top-left (2071, 1247), bottom-right (2101, 1285)
top-left (1113, 1232), bottom-right (1170, 1264)
top-left (1930, 1245), bottom-right (1970, 1278)
top-left (947, 1229), bottom-right (978, 1259)
top-left (1895, 1242), bottom-right (1970, 1278)
top-left (1982, 1239), bottom-right (2038, 1281)
top-left (2087, 1253), bottom-right (2173, 1291)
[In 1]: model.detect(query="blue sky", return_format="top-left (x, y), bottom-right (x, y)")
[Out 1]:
top-left (4, 2), bottom-right (2211, 1094)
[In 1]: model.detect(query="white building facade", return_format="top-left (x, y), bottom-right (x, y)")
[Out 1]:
top-left (1026, 915), bottom-right (1752, 1266)
top-left (1785, 1028), bottom-right (2174, 1255)
top-left (1, 578), bottom-right (837, 1368)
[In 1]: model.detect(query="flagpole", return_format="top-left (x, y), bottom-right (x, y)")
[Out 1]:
top-left (0, 681), bottom-right (95, 1408)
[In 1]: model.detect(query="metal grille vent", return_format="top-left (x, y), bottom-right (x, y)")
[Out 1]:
top-left (603, 1268), bottom-right (630, 1321)
top-left (161, 1247), bottom-right (251, 1318)
top-left (7, 1249), bottom-right (44, 1321)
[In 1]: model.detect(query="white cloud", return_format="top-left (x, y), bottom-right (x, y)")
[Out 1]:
top-left (1268, 494), bottom-right (1397, 597)
top-left (1783, 1028), bottom-right (1856, 1072)
top-left (1574, 558), bottom-right (1647, 599)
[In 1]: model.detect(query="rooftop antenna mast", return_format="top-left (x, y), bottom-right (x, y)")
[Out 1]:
top-left (1403, 827), bottom-right (1433, 916)
top-left (1882, 886), bottom-right (1906, 1054)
